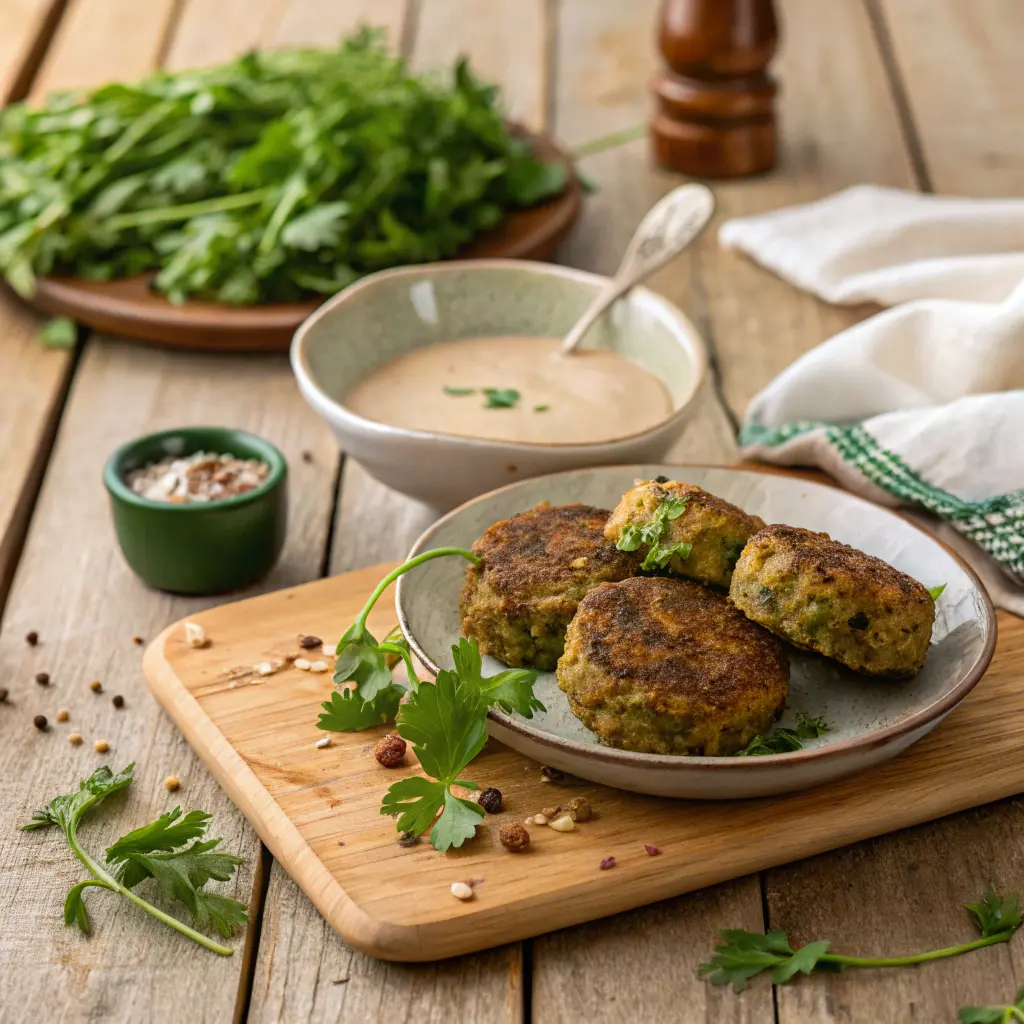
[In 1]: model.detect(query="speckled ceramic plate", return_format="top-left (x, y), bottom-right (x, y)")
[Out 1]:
top-left (396, 465), bottom-right (996, 799)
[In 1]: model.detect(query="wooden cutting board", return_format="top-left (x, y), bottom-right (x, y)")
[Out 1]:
top-left (144, 563), bottom-right (1024, 962)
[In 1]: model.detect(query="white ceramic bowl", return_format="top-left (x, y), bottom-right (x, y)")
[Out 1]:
top-left (396, 465), bottom-right (996, 799)
top-left (290, 260), bottom-right (707, 510)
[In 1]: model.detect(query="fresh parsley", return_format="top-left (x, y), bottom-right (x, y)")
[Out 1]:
top-left (737, 712), bottom-right (831, 756)
top-left (960, 987), bottom-right (1024, 1023)
top-left (616, 494), bottom-right (690, 570)
top-left (482, 387), bottom-right (520, 409)
top-left (443, 386), bottom-right (476, 396)
top-left (0, 31), bottom-right (567, 305)
top-left (22, 765), bottom-right (247, 955)
top-left (930, 583), bottom-right (947, 600)
top-left (38, 316), bottom-right (77, 348)
top-left (325, 547), bottom-right (543, 851)
top-left (699, 890), bottom-right (1022, 993)
top-left (533, 404), bottom-right (550, 413)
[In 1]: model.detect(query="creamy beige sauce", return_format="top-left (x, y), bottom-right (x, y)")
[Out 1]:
top-left (344, 336), bottom-right (674, 444)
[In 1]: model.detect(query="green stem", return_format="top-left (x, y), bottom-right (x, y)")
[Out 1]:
top-left (823, 932), bottom-right (1013, 969)
top-left (378, 640), bottom-right (420, 688)
top-left (105, 188), bottom-right (273, 231)
top-left (570, 122), bottom-right (646, 159)
top-left (67, 822), bottom-right (235, 956)
top-left (354, 547), bottom-right (479, 631)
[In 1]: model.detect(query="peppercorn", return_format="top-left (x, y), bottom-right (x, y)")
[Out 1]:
top-left (499, 822), bottom-right (531, 852)
top-left (299, 634), bottom-right (322, 649)
top-left (478, 787), bottom-right (503, 814)
top-left (89, 680), bottom-right (103, 693)
top-left (0, 687), bottom-right (8, 703)
top-left (540, 765), bottom-right (564, 783)
top-left (33, 714), bottom-right (47, 730)
top-left (25, 631), bottom-right (38, 646)
top-left (565, 796), bottom-right (592, 822)
top-left (374, 733), bottom-right (407, 768)
top-left (397, 830), bottom-right (419, 848)
top-left (301, 450), bottom-right (314, 464)
top-left (35, 672), bottom-right (50, 686)
top-left (132, 635), bottom-right (144, 646)
top-left (112, 695), bottom-right (125, 709)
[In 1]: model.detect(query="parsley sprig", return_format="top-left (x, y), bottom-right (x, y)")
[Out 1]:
top-left (961, 987), bottom-right (1024, 1023)
top-left (616, 495), bottom-right (691, 571)
top-left (736, 712), bottom-right (830, 756)
top-left (320, 550), bottom-right (544, 850)
top-left (699, 891), bottom-right (1022, 993)
top-left (22, 764), bottom-right (247, 955)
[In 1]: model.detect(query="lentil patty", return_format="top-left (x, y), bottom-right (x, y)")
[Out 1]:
top-left (556, 576), bottom-right (789, 755)
top-left (459, 502), bottom-right (641, 670)
top-left (729, 524), bottom-right (935, 678)
top-left (604, 479), bottom-right (765, 588)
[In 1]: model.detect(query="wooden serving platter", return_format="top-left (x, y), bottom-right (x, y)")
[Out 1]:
top-left (144, 563), bottom-right (1024, 962)
top-left (27, 131), bottom-right (581, 352)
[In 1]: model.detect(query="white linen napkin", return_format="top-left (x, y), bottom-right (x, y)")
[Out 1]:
top-left (719, 185), bottom-right (1024, 607)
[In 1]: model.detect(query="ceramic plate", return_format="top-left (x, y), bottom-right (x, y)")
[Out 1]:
top-left (396, 465), bottom-right (996, 799)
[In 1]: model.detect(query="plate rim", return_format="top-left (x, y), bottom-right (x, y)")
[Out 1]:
top-left (396, 463), bottom-right (998, 772)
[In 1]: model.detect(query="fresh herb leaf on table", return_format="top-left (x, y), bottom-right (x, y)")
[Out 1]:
top-left (22, 764), bottom-right (247, 954)
top-left (699, 890), bottom-right (1022, 993)
top-left (0, 30), bottom-right (567, 306)
top-left (737, 711), bottom-right (831, 756)
top-left (960, 987), bottom-right (1024, 1023)
top-left (443, 386), bottom-right (477, 396)
top-left (317, 684), bottom-right (406, 732)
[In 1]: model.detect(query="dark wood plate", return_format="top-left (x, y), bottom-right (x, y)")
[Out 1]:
top-left (27, 131), bottom-right (581, 352)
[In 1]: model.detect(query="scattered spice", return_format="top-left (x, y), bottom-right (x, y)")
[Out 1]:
top-left (565, 796), bottom-right (592, 822)
top-left (315, 736), bottom-right (331, 749)
top-left (298, 634), bottom-right (322, 649)
top-left (549, 815), bottom-right (575, 833)
top-left (68, 733), bottom-right (83, 746)
top-left (112, 695), bottom-right (125, 709)
top-left (397, 831), bottom-right (418, 848)
top-left (301, 450), bottom-right (314, 464)
top-left (163, 775), bottom-right (180, 792)
top-left (0, 687), bottom-right (8, 703)
top-left (25, 630), bottom-right (39, 646)
top-left (254, 661), bottom-right (274, 676)
top-left (308, 660), bottom-right (329, 673)
top-left (126, 451), bottom-right (271, 504)
top-left (94, 739), bottom-right (110, 753)
top-left (450, 881), bottom-right (474, 901)
top-left (540, 805), bottom-right (561, 819)
top-left (375, 733), bottom-right (407, 768)
top-left (532, 813), bottom-right (549, 826)
top-left (294, 657), bottom-right (311, 671)
top-left (89, 680), bottom-right (103, 693)
top-left (184, 622), bottom-right (208, 648)
top-left (599, 856), bottom-right (616, 871)
top-left (33, 714), bottom-right (48, 731)
top-left (322, 641), bottom-right (337, 657)
top-left (540, 765), bottom-right (564, 784)
top-left (56, 708), bottom-right (70, 723)
top-left (644, 843), bottom-right (661, 857)
top-left (331, 977), bottom-right (350, 985)
top-left (499, 822), bottom-right (531, 852)
top-left (478, 787), bottom-right (503, 814)
top-left (35, 672), bottom-right (50, 686)
top-left (132, 635), bottom-right (145, 646)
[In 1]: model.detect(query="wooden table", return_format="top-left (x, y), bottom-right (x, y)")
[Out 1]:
top-left (0, 2), bottom-right (1020, 1021)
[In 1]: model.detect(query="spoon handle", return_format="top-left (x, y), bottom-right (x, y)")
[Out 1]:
top-left (558, 183), bottom-right (715, 356)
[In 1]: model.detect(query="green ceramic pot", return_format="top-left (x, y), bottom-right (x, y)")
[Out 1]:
top-left (104, 427), bottom-right (288, 595)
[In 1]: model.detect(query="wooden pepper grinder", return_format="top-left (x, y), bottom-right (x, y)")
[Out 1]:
top-left (651, 0), bottom-right (778, 178)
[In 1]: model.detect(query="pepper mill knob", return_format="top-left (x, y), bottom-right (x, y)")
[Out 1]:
top-left (650, 0), bottom-right (779, 178)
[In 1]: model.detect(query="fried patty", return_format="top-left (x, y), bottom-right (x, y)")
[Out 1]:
top-left (729, 524), bottom-right (935, 678)
top-left (604, 479), bottom-right (765, 588)
top-left (556, 576), bottom-right (789, 755)
top-left (459, 502), bottom-right (642, 670)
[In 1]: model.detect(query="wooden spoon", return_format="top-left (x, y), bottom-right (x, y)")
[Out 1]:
top-left (558, 183), bottom-right (715, 356)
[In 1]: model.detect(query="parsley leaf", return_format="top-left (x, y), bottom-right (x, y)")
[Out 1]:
top-left (959, 987), bottom-right (1024, 1023)
top-left (930, 583), bottom-right (947, 600)
top-left (616, 523), bottom-right (644, 552)
top-left (533, 404), bottom-right (550, 412)
top-left (22, 766), bottom-right (246, 955)
top-left (317, 684), bottom-right (405, 732)
top-left (700, 889), bottom-right (1023, 994)
top-left (451, 636), bottom-right (545, 718)
top-left (616, 494), bottom-right (689, 570)
top-left (641, 539), bottom-right (693, 571)
top-left (333, 623), bottom-right (396, 701)
top-left (38, 316), bottom-right (77, 348)
top-left (737, 712), bottom-right (831, 756)
top-left (443, 386), bottom-right (476, 396)
top-left (482, 387), bottom-right (520, 409)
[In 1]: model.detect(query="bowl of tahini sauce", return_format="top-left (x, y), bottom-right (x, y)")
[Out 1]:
top-left (291, 260), bottom-right (707, 510)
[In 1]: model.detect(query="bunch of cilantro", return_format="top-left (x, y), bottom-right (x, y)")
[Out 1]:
top-left (0, 29), bottom-right (567, 304)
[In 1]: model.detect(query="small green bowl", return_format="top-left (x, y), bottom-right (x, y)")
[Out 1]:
top-left (104, 427), bottom-right (288, 595)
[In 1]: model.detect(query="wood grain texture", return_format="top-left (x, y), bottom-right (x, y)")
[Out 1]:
top-left (247, 2), bottom-right (526, 1020)
top-left (411, 0), bottom-right (549, 131)
top-left (264, 0), bottom-right (409, 50)
top-left (145, 561), bottom-right (1022, 960)
top-left (878, 0), bottom-right (1024, 195)
top-left (0, 0), bottom-right (64, 101)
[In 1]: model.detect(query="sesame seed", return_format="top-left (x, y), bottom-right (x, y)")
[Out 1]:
top-left (294, 658), bottom-right (311, 671)
top-left (255, 661), bottom-right (274, 676)
top-left (450, 881), bottom-right (474, 901)
top-left (315, 736), bottom-right (331, 749)
top-left (308, 660), bottom-right (329, 673)
top-left (184, 622), bottom-right (208, 648)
